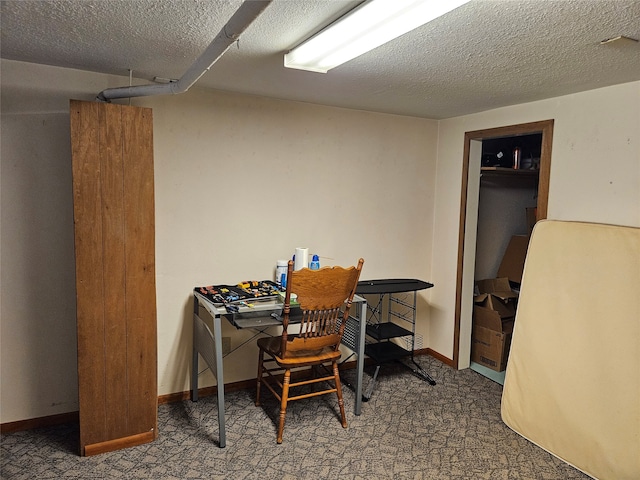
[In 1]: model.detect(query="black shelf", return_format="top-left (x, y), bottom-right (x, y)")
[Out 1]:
top-left (481, 133), bottom-right (542, 169)
top-left (357, 279), bottom-right (433, 295)
top-left (366, 322), bottom-right (412, 341)
top-left (480, 167), bottom-right (539, 176)
top-left (358, 279), bottom-right (437, 394)
top-left (365, 341), bottom-right (411, 363)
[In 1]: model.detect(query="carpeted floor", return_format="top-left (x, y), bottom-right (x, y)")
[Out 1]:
top-left (1, 356), bottom-right (590, 479)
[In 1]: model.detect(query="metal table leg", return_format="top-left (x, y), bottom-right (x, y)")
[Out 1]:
top-left (212, 314), bottom-right (226, 447)
top-left (192, 297), bottom-right (227, 448)
top-left (191, 299), bottom-right (199, 402)
top-left (354, 297), bottom-right (367, 415)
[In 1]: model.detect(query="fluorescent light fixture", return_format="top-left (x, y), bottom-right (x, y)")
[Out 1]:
top-left (284, 0), bottom-right (471, 73)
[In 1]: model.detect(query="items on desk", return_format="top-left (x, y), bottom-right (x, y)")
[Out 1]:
top-left (294, 247), bottom-right (309, 270)
top-left (195, 280), bottom-right (280, 306)
top-left (276, 291), bottom-right (298, 306)
top-left (275, 260), bottom-right (288, 287)
top-left (277, 252), bottom-right (321, 287)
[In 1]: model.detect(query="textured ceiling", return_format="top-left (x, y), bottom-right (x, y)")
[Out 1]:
top-left (2, 0), bottom-right (639, 119)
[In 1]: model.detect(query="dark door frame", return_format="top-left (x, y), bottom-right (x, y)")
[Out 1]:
top-left (453, 120), bottom-right (554, 368)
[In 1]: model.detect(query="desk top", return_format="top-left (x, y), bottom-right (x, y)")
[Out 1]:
top-left (194, 290), bottom-right (283, 326)
top-left (194, 290), bottom-right (366, 329)
top-left (194, 281), bottom-right (280, 306)
top-left (356, 279), bottom-right (434, 295)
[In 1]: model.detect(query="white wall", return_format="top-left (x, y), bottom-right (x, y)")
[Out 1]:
top-left (475, 181), bottom-right (537, 280)
top-left (431, 81), bottom-right (640, 367)
top-left (3, 59), bottom-right (638, 424)
top-left (0, 60), bottom-right (438, 423)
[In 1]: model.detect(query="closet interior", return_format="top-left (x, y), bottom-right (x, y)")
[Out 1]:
top-left (470, 133), bottom-right (543, 383)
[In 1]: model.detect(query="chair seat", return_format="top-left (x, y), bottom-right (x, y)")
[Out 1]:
top-left (257, 336), bottom-right (341, 366)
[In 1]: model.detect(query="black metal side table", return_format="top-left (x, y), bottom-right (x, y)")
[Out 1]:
top-left (356, 279), bottom-right (436, 400)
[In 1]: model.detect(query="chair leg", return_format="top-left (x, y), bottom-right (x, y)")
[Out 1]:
top-left (277, 369), bottom-right (291, 444)
top-left (333, 361), bottom-right (348, 428)
top-left (255, 349), bottom-right (264, 407)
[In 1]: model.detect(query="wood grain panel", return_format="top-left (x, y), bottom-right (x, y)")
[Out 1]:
top-left (121, 105), bottom-right (158, 438)
top-left (98, 103), bottom-right (129, 439)
top-left (70, 100), bottom-right (108, 449)
top-left (84, 431), bottom-right (156, 457)
top-left (71, 100), bottom-right (157, 455)
top-left (536, 121), bottom-right (554, 220)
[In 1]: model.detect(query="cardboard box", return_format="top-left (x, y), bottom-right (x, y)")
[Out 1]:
top-left (475, 277), bottom-right (518, 302)
top-left (497, 235), bottom-right (530, 284)
top-left (476, 277), bottom-right (517, 298)
top-left (471, 305), bottom-right (514, 371)
top-left (472, 277), bottom-right (518, 371)
top-left (474, 292), bottom-right (515, 318)
top-left (475, 277), bottom-right (518, 315)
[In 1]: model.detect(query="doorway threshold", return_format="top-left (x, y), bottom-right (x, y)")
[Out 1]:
top-left (470, 361), bottom-right (505, 385)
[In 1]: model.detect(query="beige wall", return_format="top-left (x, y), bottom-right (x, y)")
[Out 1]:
top-left (432, 81), bottom-right (640, 366)
top-left (1, 60), bottom-right (438, 422)
top-left (2, 59), bottom-right (638, 424)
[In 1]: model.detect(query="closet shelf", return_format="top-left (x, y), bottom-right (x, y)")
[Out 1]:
top-left (481, 167), bottom-right (539, 177)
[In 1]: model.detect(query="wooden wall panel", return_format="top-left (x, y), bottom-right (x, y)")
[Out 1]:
top-left (70, 100), bottom-right (108, 449)
top-left (98, 104), bottom-right (128, 440)
top-left (70, 100), bottom-right (157, 456)
top-left (122, 105), bottom-right (157, 437)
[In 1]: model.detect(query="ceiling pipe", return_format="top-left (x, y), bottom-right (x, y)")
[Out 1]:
top-left (96, 0), bottom-right (272, 102)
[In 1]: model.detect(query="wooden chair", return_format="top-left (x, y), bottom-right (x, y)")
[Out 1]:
top-left (255, 258), bottom-right (364, 444)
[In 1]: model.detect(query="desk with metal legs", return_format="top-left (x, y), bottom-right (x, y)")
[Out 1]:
top-left (190, 291), bottom-right (368, 448)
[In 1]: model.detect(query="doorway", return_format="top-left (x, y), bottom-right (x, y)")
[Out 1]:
top-left (452, 120), bottom-right (554, 371)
